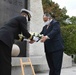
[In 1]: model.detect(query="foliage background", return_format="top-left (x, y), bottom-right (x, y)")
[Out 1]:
top-left (61, 25), bottom-right (76, 55)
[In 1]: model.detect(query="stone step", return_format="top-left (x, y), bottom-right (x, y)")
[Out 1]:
top-left (12, 56), bottom-right (47, 66)
top-left (12, 56), bottom-right (49, 75)
top-left (11, 53), bottom-right (73, 75)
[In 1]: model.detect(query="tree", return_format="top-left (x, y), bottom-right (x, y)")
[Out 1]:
top-left (42, 0), bottom-right (69, 25)
top-left (69, 16), bottom-right (76, 25)
top-left (61, 25), bottom-right (76, 55)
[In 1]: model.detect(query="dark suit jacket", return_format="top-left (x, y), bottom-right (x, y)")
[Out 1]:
top-left (40, 20), bottom-right (64, 52)
top-left (0, 16), bottom-right (31, 49)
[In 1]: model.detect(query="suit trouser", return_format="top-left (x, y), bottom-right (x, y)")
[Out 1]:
top-left (45, 50), bottom-right (63, 75)
top-left (0, 41), bottom-right (11, 75)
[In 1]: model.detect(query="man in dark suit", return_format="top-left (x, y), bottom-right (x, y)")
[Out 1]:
top-left (40, 13), bottom-right (64, 75)
top-left (0, 8), bottom-right (34, 75)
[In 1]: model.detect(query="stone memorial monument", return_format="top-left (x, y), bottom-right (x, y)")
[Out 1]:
top-left (0, 0), bottom-right (72, 75)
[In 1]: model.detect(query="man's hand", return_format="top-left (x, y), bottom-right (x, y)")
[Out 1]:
top-left (29, 40), bottom-right (35, 44)
top-left (40, 36), bottom-right (48, 42)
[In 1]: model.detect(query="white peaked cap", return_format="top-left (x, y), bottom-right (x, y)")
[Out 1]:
top-left (20, 8), bottom-right (32, 17)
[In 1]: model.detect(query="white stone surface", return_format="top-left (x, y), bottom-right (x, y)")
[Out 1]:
top-left (28, 0), bottom-right (45, 56)
top-left (12, 53), bottom-right (72, 73)
top-left (62, 53), bottom-right (72, 68)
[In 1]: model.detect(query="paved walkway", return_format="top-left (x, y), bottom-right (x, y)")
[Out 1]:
top-left (36, 67), bottom-right (76, 75)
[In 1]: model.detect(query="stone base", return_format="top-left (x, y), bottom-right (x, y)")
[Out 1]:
top-left (12, 53), bottom-right (72, 75)
top-left (62, 53), bottom-right (72, 68)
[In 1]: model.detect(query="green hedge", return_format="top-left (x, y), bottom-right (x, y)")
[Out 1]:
top-left (61, 25), bottom-right (76, 55)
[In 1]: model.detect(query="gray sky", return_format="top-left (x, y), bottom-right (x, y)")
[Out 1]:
top-left (52, 0), bottom-right (76, 17)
